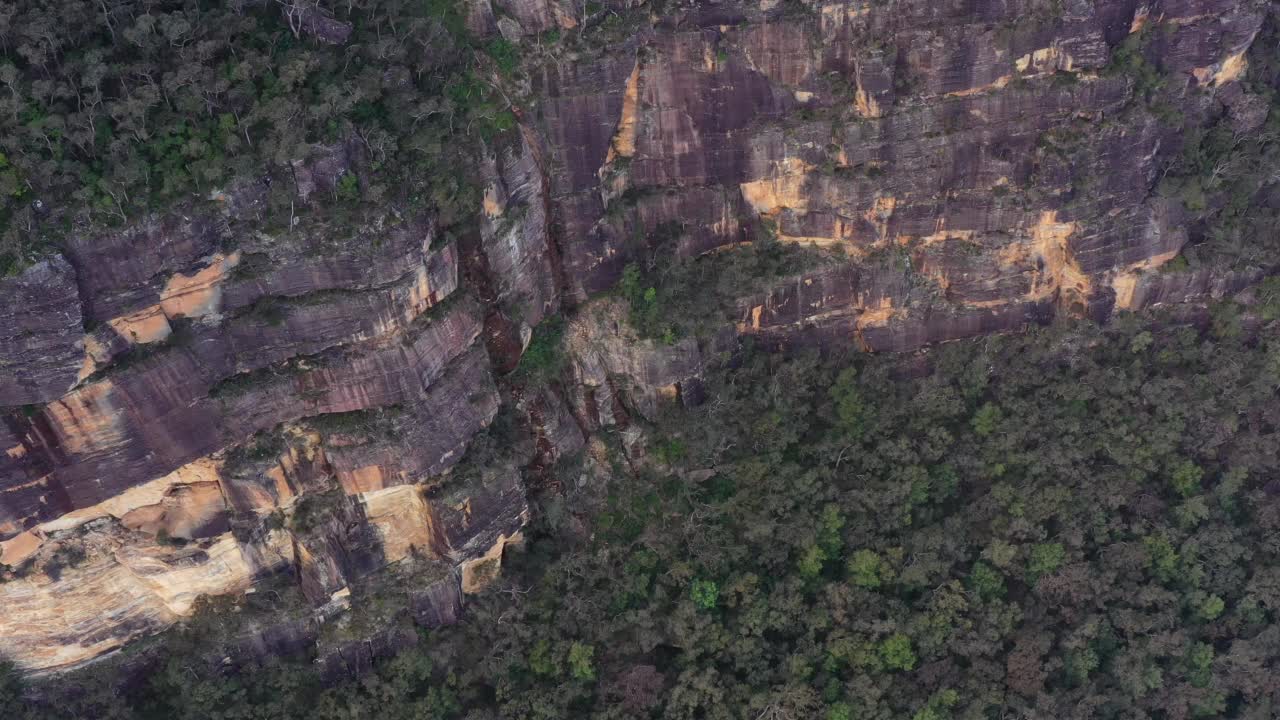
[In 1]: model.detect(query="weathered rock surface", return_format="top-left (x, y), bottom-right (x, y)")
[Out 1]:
top-left (2, 0), bottom-right (1276, 676)
top-left (0, 201), bottom-right (518, 672)
top-left (469, 128), bottom-right (564, 371)
top-left (519, 385), bottom-right (588, 469)
top-left (526, 0), bottom-right (1269, 347)
top-left (566, 299), bottom-right (709, 425)
top-left (0, 413), bottom-right (521, 670)
top-left (0, 257), bottom-right (84, 405)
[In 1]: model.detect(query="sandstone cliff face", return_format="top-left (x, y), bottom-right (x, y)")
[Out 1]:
top-left (565, 299), bottom-right (709, 425)
top-left (0, 257), bottom-right (85, 405)
top-left (0, 195), bottom-right (526, 670)
top-left (1, 0), bottom-right (1274, 674)
top-left (525, 0), bottom-right (1268, 344)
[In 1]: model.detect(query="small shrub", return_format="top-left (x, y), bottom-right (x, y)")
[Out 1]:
top-left (831, 368), bottom-right (871, 440)
top-left (529, 638), bottom-right (558, 677)
top-left (849, 550), bottom-right (887, 589)
top-left (798, 545), bottom-right (828, 580)
top-left (1169, 460), bottom-right (1204, 498)
top-left (827, 703), bottom-right (852, 720)
top-left (1027, 542), bottom-right (1064, 582)
top-left (517, 317), bottom-right (565, 378)
top-left (1186, 642), bottom-right (1214, 687)
top-left (1257, 277), bottom-right (1280, 321)
top-left (971, 402), bottom-right (1002, 437)
top-left (486, 38), bottom-right (520, 76)
top-left (690, 579), bottom-right (719, 610)
top-left (335, 172), bottom-right (360, 203)
top-left (568, 642), bottom-right (596, 681)
top-left (968, 561), bottom-right (1005, 601)
top-left (879, 633), bottom-right (916, 671)
top-left (1198, 594), bottom-right (1225, 621)
top-left (1144, 534), bottom-right (1179, 584)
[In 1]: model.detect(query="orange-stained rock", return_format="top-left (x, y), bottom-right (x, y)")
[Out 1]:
top-left (0, 526), bottom-right (294, 672)
top-left (0, 529), bottom-right (44, 567)
top-left (460, 530), bottom-right (523, 594)
top-left (120, 481), bottom-right (228, 540)
top-left (2, 0), bottom-right (1271, 678)
top-left (359, 484), bottom-right (447, 564)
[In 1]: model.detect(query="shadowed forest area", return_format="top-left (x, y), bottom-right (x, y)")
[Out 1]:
top-left (3, 0), bottom-right (1280, 718)
top-left (5, 299), bottom-right (1280, 719)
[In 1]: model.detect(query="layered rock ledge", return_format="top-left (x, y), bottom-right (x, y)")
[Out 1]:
top-left (2, 0), bottom-right (1274, 673)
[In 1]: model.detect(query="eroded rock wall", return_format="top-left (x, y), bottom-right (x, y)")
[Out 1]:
top-left (0, 194), bottom-right (527, 671)
top-left (2, 0), bottom-right (1275, 675)
top-left (526, 0), bottom-right (1268, 344)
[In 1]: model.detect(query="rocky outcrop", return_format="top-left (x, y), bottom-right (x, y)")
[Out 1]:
top-left (518, 385), bottom-right (588, 469)
top-left (2, 0), bottom-right (1275, 677)
top-left (0, 396), bottom-right (522, 672)
top-left (470, 128), bottom-right (564, 371)
top-left (0, 523), bottom-right (294, 671)
top-left (524, 0), bottom-right (1269, 348)
top-left (0, 198), bottom-right (521, 672)
top-left (565, 299), bottom-right (709, 425)
top-left (0, 258), bottom-right (84, 405)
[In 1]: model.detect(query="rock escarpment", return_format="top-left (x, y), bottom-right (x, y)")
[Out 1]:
top-left (0, 191), bottom-right (526, 670)
top-left (507, 0), bottom-right (1269, 347)
top-left (1, 0), bottom-right (1275, 674)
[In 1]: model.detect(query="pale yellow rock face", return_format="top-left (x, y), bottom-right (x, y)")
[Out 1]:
top-left (76, 336), bottom-right (108, 384)
top-left (994, 211), bottom-right (1087, 310)
top-left (1028, 210), bottom-right (1088, 308)
top-left (0, 454), bottom-right (310, 671)
top-left (120, 481), bottom-right (227, 539)
top-left (117, 532), bottom-right (286, 616)
top-left (1015, 46), bottom-right (1075, 74)
top-left (483, 186), bottom-right (505, 218)
top-left (340, 464), bottom-right (394, 495)
top-left (1193, 50), bottom-right (1248, 87)
top-left (1, 430), bottom-right (524, 672)
top-left (739, 157), bottom-right (817, 216)
top-left (1129, 6), bottom-right (1150, 34)
top-left (605, 60), bottom-right (642, 164)
top-left (160, 251), bottom-right (241, 319)
top-left (250, 432), bottom-right (328, 511)
top-left (740, 292), bottom-right (899, 348)
top-left (107, 307), bottom-right (174, 346)
top-left (0, 527), bottom-right (292, 673)
top-left (863, 196), bottom-right (898, 245)
top-left (359, 484), bottom-right (446, 564)
top-left (91, 252), bottom-right (243, 358)
top-left (854, 86), bottom-right (881, 119)
top-left (1109, 248), bottom-right (1182, 311)
top-left (460, 530), bottom-right (523, 594)
top-left (71, 251), bottom-right (243, 387)
top-left (43, 380), bottom-right (128, 457)
top-left (856, 297), bottom-right (896, 330)
top-left (39, 458), bottom-right (223, 538)
top-left (944, 75), bottom-right (1011, 98)
top-left (0, 529), bottom-right (43, 567)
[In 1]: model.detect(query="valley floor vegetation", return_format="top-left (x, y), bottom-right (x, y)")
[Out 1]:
top-left (4, 1), bottom-right (1280, 718)
top-left (4, 303), bottom-right (1280, 720)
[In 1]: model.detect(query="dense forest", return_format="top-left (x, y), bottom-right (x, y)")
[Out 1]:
top-left (5, 291), bottom-right (1280, 719)
top-left (4, 0), bottom-right (1280, 718)
top-left (0, 0), bottom-right (516, 274)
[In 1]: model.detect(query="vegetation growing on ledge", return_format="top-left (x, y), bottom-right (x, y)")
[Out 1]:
top-left (0, 0), bottom-right (512, 275)
top-left (613, 223), bottom-right (838, 343)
